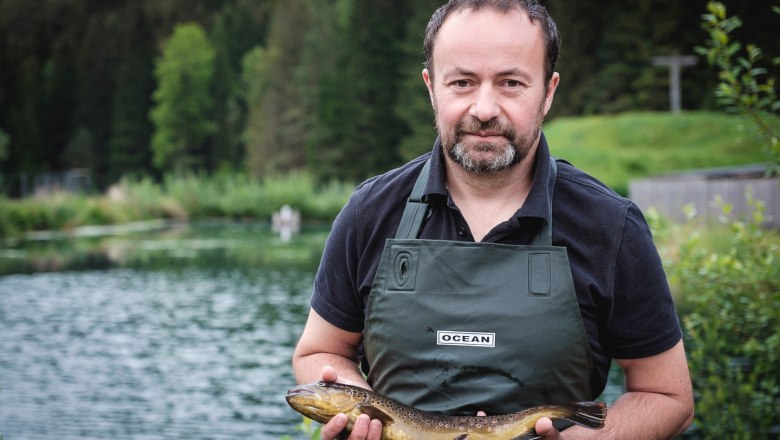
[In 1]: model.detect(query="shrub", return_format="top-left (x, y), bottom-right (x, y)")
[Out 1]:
top-left (698, 1), bottom-right (780, 172)
top-left (671, 196), bottom-right (780, 438)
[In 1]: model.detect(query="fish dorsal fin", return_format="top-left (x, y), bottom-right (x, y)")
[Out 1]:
top-left (357, 405), bottom-right (393, 425)
top-left (453, 435), bottom-right (469, 440)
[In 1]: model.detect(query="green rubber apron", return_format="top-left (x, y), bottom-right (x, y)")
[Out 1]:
top-left (364, 157), bottom-right (593, 416)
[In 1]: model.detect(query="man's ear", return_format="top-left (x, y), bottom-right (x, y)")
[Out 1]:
top-left (543, 72), bottom-right (560, 116)
top-left (422, 68), bottom-right (435, 107)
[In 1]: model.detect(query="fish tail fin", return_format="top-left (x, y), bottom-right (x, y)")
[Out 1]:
top-left (509, 402), bottom-right (607, 440)
top-left (562, 401), bottom-right (607, 429)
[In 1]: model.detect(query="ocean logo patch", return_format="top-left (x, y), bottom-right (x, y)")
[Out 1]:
top-left (437, 331), bottom-right (495, 348)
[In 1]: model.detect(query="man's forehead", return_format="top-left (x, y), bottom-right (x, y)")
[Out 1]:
top-left (431, 8), bottom-right (545, 73)
top-left (437, 7), bottom-right (534, 38)
top-left (436, 9), bottom-right (541, 48)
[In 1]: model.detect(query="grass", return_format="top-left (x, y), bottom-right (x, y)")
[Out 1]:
top-left (0, 171), bottom-right (355, 238)
top-left (545, 111), bottom-right (771, 195)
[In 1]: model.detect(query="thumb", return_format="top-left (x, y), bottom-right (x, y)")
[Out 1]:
top-left (535, 417), bottom-right (559, 438)
top-left (321, 365), bottom-right (339, 383)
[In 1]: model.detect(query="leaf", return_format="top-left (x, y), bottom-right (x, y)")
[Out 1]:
top-left (746, 44), bottom-right (763, 61)
top-left (707, 1), bottom-right (727, 19)
top-left (723, 16), bottom-right (743, 33)
top-left (715, 29), bottom-right (729, 46)
top-left (725, 42), bottom-right (742, 57)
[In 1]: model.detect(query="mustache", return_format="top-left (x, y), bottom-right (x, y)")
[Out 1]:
top-left (455, 117), bottom-right (517, 139)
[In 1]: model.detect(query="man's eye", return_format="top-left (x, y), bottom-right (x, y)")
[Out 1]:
top-left (504, 80), bottom-right (522, 88)
top-left (453, 80), bottom-right (470, 88)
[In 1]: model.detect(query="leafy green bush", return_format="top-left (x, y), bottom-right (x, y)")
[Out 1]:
top-left (304, 179), bottom-right (355, 221)
top-left (0, 194), bottom-right (82, 233)
top-left (670, 196), bottom-right (780, 438)
top-left (261, 171), bottom-right (317, 217)
top-left (161, 173), bottom-right (216, 217)
top-left (211, 173), bottom-right (266, 218)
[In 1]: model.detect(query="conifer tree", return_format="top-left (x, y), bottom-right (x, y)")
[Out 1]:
top-left (150, 22), bottom-right (216, 172)
top-left (243, 0), bottom-right (310, 178)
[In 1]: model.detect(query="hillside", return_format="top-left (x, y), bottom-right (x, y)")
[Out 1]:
top-left (544, 111), bottom-right (771, 195)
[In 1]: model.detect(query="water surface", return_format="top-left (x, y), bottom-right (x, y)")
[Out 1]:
top-left (1, 222), bottom-right (323, 439)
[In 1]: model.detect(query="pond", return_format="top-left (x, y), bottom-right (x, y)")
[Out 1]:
top-left (0, 221), bottom-right (624, 439)
top-left (0, 221), bottom-right (326, 439)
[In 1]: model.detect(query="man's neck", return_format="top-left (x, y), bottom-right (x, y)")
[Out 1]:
top-left (444, 149), bottom-right (537, 241)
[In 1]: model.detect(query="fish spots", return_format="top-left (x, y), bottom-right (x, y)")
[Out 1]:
top-left (288, 381), bottom-right (606, 439)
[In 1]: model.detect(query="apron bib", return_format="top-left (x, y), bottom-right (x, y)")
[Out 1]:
top-left (363, 158), bottom-right (593, 415)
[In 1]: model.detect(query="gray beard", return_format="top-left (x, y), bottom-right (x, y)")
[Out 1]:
top-left (444, 120), bottom-right (541, 174)
top-left (433, 93), bottom-right (546, 175)
top-left (448, 139), bottom-right (519, 173)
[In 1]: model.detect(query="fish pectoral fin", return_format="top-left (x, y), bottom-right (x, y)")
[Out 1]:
top-left (357, 405), bottom-right (393, 425)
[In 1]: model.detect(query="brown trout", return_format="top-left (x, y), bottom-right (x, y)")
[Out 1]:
top-left (286, 381), bottom-right (606, 440)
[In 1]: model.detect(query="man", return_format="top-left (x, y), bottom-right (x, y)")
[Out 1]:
top-left (293, 1), bottom-right (694, 439)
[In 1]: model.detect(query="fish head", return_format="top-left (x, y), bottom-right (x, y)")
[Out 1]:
top-left (286, 381), bottom-right (370, 424)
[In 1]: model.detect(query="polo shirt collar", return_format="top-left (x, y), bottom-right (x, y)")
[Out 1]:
top-left (423, 133), bottom-right (554, 225)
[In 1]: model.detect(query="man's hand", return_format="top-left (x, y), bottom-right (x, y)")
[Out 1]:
top-left (318, 366), bottom-right (383, 440)
top-left (292, 310), bottom-right (383, 439)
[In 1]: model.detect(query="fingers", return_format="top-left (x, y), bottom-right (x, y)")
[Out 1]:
top-left (320, 413), bottom-right (348, 440)
top-left (320, 414), bottom-right (382, 440)
top-left (350, 415), bottom-right (382, 440)
top-left (367, 418), bottom-right (383, 439)
top-left (535, 417), bottom-right (560, 439)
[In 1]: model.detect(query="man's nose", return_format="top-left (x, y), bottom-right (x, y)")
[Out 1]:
top-left (469, 85), bottom-right (500, 122)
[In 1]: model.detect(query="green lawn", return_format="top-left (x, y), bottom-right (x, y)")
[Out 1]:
top-left (544, 111), bottom-right (771, 195)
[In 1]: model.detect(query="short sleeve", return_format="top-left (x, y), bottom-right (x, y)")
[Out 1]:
top-left (310, 191), bottom-right (366, 333)
top-left (604, 202), bottom-right (682, 359)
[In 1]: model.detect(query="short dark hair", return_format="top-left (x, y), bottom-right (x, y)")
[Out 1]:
top-left (423, 0), bottom-right (561, 83)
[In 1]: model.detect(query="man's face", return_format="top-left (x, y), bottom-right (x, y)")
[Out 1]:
top-left (423, 8), bottom-right (559, 174)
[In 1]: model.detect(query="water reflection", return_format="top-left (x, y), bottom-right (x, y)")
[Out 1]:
top-left (0, 222), bottom-right (325, 439)
top-left (0, 220), bottom-right (328, 275)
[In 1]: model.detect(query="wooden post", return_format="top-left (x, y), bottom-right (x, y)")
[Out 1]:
top-left (652, 54), bottom-right (697, 113)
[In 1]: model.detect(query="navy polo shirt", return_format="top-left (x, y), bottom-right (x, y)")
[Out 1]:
top-left (311, 133), bottom-right (682, 398)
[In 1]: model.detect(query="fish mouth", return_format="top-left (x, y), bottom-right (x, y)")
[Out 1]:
top-left (285, 385), bottom-right (322, 406)
top-left (286, 385), bottom-right (317, 397)
top-left (285, 385), bottom-right (332, 422)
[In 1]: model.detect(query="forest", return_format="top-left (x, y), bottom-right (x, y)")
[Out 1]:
top-left (1, 0), bottom-right (778, 194)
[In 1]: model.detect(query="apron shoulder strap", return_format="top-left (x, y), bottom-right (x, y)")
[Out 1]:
top-left (531, 157), bottom-right (557, 247)
top-left (395, 159), bottom-right (431, 240)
